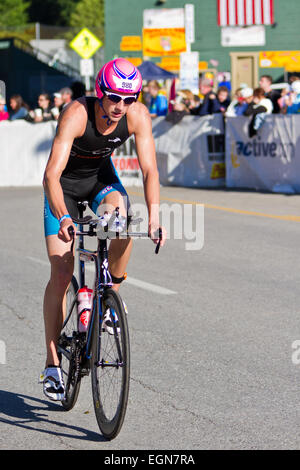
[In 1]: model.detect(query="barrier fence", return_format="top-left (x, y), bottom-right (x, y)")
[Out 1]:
top-left (1, 114), bottom-right (300, 193)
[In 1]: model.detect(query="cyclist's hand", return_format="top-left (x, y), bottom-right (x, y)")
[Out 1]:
top-left (58, 218), bottom-right (75, 243)
top-left (149, 223), bottom-right (166, 247)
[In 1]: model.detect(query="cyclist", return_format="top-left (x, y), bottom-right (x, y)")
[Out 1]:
top-left (40, 58), bottom-right (166, 401)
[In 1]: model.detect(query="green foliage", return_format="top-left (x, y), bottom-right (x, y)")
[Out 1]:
top-left (0, 0), bottom-right (29, 27)
top-left (57, 0), bottom-right (81, 26)
top-left (69, 0), bottom-right (104, 40)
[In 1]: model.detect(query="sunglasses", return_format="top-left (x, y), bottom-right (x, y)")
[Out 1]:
top-left (103, 90), bottom-right (137, 105)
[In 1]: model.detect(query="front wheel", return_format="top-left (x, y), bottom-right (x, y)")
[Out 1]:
top-left (91, 288), bottom-right (130, 440)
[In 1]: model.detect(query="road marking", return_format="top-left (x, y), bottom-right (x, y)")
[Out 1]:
top-left (125, 276), bottom-right (176, 295)
top-left (26, 256), bottom-right (177, 295)
top-left (127, 190), bottom-right (300, 222)
top-left (85, 265), bottom-right (176, 295)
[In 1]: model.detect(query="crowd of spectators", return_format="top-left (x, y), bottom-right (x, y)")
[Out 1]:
top-left (140, 73), bottom-right (300, 136)
top-left (0, 82), bottom-right (83, 124)
top-left (2, 74), bottom-right (300, 132)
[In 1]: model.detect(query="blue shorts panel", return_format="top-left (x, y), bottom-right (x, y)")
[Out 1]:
top-left (91, 181), bottom-right (129, 214)
top-left (44, 182), bottom-right (129, 237)
top-left (44, 195), bottom-right (60, 237)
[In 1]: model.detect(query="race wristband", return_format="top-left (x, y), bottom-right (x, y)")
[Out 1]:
top-left (59, 214), bottom-right (71, 224)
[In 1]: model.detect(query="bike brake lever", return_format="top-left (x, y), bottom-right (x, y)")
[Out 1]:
top-left (155, 227), bottom-right (162, 254)
top-left (68, 226), bottom-right (75, 252)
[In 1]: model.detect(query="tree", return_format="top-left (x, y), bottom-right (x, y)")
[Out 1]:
top-left (69, 0), bottom-right (104, 41)
top-left (0, 0), bottom-right (29, 27)
top-left (57, 0), bottom-right (81, 26)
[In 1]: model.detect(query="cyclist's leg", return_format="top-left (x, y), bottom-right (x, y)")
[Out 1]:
top-left (91, 182), bottom-right (132, 292)
top-left (43, 195), bottom-right (74, 367)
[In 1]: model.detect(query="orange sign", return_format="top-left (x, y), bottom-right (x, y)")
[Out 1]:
top-left (143, 28), bottom-right (186, 57)
top-left (259, 51), bottom-right (300, 71)
top-left (120, 36), bottom-right (142, 51)
top-left (199, 61), bottom-right (208, 70)
top-left (157, 56), bottom-right (180, 71)
top-left (123, 57), bottom-right (142, 67)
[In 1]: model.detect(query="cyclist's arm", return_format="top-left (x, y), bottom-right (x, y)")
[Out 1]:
top-left (128, 102), bottom-right (166, 245)
top-left (43, 100), bottom-right (86, 240)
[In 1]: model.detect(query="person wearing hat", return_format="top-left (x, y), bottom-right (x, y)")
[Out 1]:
top-left (225, 87), bottom-right (250, 117)
top-left (0, 96), bottom-right (9, 121)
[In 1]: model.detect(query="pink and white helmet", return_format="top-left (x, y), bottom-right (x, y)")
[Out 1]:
top-left (95, 58), bottom-right (142, 99)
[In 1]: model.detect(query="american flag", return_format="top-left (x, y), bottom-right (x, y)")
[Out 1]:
top-left (217, 0), bottom-right (274, 26)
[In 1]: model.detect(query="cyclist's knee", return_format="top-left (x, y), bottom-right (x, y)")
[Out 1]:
top-left (99, 191), bottom-right (128, 217)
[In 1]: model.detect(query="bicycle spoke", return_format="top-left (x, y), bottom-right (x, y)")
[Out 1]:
top-left (91, 288), bottom-right (130, 439)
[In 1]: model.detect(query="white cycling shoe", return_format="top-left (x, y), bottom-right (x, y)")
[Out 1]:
top-left (102, 302), bottom-right (128, 335)
top-left (39, 366), bottom-right (65, 401)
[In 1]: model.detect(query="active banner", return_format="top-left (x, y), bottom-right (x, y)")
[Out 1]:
top-left (152, 114), bottom-right (226, 188)
top-left (225, 115), bottom-right (300, 193)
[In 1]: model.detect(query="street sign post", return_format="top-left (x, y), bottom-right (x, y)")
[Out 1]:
top-left (80, 58), bottom-right (95, 91)
top-left (70, 28), bottom-right (102, 91)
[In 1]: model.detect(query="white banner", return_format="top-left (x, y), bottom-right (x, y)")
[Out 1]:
top-left (153, 114), bottom-right (225, 188)
top-left (225, 115), bottom-right (300, 193)
top-left (0, 120), bottom-right (56, 187)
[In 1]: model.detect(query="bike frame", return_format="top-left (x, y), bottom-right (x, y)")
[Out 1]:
top-left (75, 202), bottom-right (115, 361)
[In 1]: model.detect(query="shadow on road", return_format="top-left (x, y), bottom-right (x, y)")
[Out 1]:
top-left (0, 390), bottom-right (107, 445)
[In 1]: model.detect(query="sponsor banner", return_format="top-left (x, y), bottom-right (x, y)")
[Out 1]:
top-left (259, 50), bottom-right (300, 71)
top-left (111, 135), bottom-right (143, 187)
top-left (0, 120), bottom-right (57, 187)
top-left (120, 36), bottom-right (142, 52)
top-left (225, 115), bottom-right (300, 193)
top-left (153, 114), bottom-right (225, 188)
top-left (143, 8), bottom-right (185, 29)
top-left (143, 28), bottom-right (186, 57)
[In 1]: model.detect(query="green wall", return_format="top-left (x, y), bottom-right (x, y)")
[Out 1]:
top-left (105, 0), bottom-right (300, 81)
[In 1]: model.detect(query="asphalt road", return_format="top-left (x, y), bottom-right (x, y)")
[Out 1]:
top-left (1, 185), bottom-right (300, 450)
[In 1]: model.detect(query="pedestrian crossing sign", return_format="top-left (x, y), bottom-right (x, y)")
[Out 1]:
top-left (70, 28), bottom-right (102, 59)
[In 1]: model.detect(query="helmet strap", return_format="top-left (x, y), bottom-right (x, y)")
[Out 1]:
top-left (98, 98), bottom-right (113, 126)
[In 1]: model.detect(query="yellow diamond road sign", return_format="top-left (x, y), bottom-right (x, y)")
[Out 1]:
top-left (70, 28), bottom-right (102, 59)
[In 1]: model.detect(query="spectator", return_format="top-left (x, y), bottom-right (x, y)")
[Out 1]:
top-left (259, 75), bottom-right (281, 114)
top-left (289, 75), bottom-right (300, 84)
top-left (277, 85), bottom-right (291, 112)
top-left (214, 86), bottom-right (230, 113)
top-left (51, 92), bottom-right (64, 120)
top-left (31, 93), bottom-right (53, 123)
top-left (226, 87), bottom-right (249, 116)
top-left (190, 78), bottom-right (219, 116)
top-left (166, 90), bottom-right (193, 124)
top-left (286, 80), bottom-right (300, 114)
top-left (0, 96), bottom-right (9, 121)
top-left (218, 73), bottom-right (231, 92)
top-left (147, 80), bottom-right (168, 117)
top-left (244, 87), bottom-right (273, 137)
top-left (9, 94), bottom-right (29, 121)
top-left (60, 87), bottom-right (73, 107)
top-left (141, 83), bottom-right (152, 109)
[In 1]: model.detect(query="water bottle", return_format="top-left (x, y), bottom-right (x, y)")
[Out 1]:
top-left (77, 286), bottom-right (93, 332)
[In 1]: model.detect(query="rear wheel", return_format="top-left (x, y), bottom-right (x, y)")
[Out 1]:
top-left (91, 288), bottom-right (130, 440)
top-left (58, 276), bottom-right (82, 411)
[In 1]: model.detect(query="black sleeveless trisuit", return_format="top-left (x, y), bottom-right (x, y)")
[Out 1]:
top-left (44, 96), bottom-right (131, 236)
